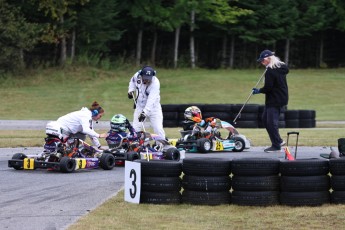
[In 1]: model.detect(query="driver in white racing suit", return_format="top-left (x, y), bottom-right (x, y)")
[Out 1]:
top-left (56, 101), bottom-right (108, 149)
top-left (128, 66), bottom-right (166, 139)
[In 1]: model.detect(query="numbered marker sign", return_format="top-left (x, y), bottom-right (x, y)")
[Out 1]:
top-left (124, 161), bottom-right (141, 204)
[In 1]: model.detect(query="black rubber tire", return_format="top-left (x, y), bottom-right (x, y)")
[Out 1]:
top-left (11, 153), bottom-right (28, 170)
top-left (181, 189), bottom-right (231, 205)
top-left (163, 148), bottom-right (180, 161)
top-left (280, 175), bottom-right (330, 192)
top-left (134, 159), bottom-right (182, 177)
top-left (162, 111), bottom-right (178, 120)
top-left (100, 153), bottom-right (115, 170)
top-left (140, 191), bottom-right (181, 204)
top-left (331, 175), bottom-right (345, 191)
top-left (299, 110), bottom-right (316, 119)
top-left (161, 104), bottom-right (181, 112)
top-left (141, 176), bottom-right (181, 192)
top-left (285, 110), bottom-right (299, 120)
top-left (182, 157), bottom-right (231, 176)
top-left (331, 191), bottom-right (345, 204)
top-left (285, 119), bottom-right (299, 128)
top-left (202, 112), bottom-right (232, 121)
top-left (232, 120), bottom-right (258, 128)
top-left (232, 104), bottom-right (259, 113)
top-left (196, 138), bottom-right (212, 153)
top-left (299, 119), bottom-right (315, 128)
top-left (60, 156), bottom-right (76, 173)
top-left (231, 191), bottom-right (279, 206)
top-left (280, 159), bottom-right (329, 176)
top-left (232, 175), bottom-right (280, 191)
top-left (233, 112), bottom-right (258, 121)
top-left (280, 191), bottom-right (330, 206)
top-left (231, 158), bottom-right (280, 176)
top-left (127, 151), bottom-right (140, 161)
top-left (232, 136), bottom-right (245, 152)
top-left (163, 119), bottom-right (179, 127)
top-left (182, 175), bottom-right (231, 192)
top-left (202, 104), bottom-right (232, 112)
top-left (329, 158), bottom-right (345, 175)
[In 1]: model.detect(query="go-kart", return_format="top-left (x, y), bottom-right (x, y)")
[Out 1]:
top-left (105, 131), bottom-right (183, 166)
top-left (8, 135), bottom-right (115, 173)
top-left (170, 119), bottom-right (250, 153)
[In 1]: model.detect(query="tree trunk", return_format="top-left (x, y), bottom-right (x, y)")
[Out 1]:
top-left (173, 26), bottom-right (180, 69)
top-left (284, 38), bottom-right (290, 65)
top-left (190, 10), bottom-right (195, 69)
top-left (151, 30), bottom-right (157, 66)
top-left (70, 28), bottom-right (76, 62)
top-left (136, 29), bottom-right (143, 66)
top-left (221, 34), bottom-right (227, 68)
top-left (59, 16), bottom-right (66, 66)
top-left (229, 35), bottom-right (235, 69)
top-left (319, 32), bottom-right (324, 67)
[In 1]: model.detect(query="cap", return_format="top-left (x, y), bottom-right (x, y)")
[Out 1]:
top-left (140, 66), bottom-right (155, 80)
top-left (257, 50), bottom-right (274, 62)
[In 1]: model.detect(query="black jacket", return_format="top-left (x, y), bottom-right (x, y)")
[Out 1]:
top-left (259, 64), bottom-right (289, 107)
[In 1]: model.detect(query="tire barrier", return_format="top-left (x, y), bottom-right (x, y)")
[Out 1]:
top-left (231, 158), bottom-right (280, 206)
top-left (329, 158), bottom-right (345, 204)
top-left (134, 160), bottom-right (182, 204)
top-left (133, 158), bottom-right (336, 206)
top-left (162, 104), bottom-right (316, 128)
top-left (279, 159), bottom-right (330, 206)
top-left (181, 158), bottom-right (232, 205)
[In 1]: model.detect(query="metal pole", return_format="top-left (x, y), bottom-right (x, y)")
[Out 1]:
top-left (233, 69), bottom-right (267, 124)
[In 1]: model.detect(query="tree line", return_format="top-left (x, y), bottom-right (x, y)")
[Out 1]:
top-left (1, 0), bottom-right (345, 73)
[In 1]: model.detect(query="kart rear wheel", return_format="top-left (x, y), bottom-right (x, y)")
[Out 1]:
top-left (60, 157), bottom-right (76, 173)
top-left (164, 148), bottom-right (180, 161)
top-left (12, 153), bottom-right (27, 170)
top-left (127, 151), bottom-right (140, 161)
top-left (197, 138), bottom-right (211, 153)
top-left (232, 137), bottom-right (245, 152)
top-left (100, 153), bottom-right (115, 170)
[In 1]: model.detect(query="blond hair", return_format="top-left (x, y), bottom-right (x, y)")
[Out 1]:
top-left (267, 55), bottom-right (285, 69)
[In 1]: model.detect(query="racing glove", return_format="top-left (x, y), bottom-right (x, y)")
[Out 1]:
top-left (128, 92), bottom-right (134, 99)
top-left (252, 88), bottom-right (260, 94)
top-left (138, 112), bottom-right (146, 122)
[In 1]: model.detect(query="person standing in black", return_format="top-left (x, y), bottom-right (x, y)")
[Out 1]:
top-left (252, 50), bottom-right (289, 152)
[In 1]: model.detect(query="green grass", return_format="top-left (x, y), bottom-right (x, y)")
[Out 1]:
top-left (1, 67), bottom-right (344, 121)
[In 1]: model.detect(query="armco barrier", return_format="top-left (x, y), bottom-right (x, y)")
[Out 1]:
top-left (135, 158), bottom-right (339, 206)
top-left (162, 104), bottom-right (316, 128)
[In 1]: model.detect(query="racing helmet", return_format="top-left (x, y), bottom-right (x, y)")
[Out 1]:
top-left (110, 114), bottom-right (127, 132)
top-left (184, 106), bottom-right (202, 123)
top-left (45, 121), bottom-right (63, 139)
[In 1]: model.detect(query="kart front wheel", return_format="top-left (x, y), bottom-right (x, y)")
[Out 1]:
top-left (11, 153), bottom-right (28, 170)
top-left (100, 153), bottom-right (115, 170)
top-left (232, 137), bottom-right (245, 152)
top-left (197, 138), bottom-right (211, 153)
top-left (60, 157), bottom-right (76, 173)
top-left (164, 148), bottom-right (180, 161)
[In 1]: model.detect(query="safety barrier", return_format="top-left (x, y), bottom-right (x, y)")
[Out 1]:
top-left (162, 104), bottom-right (316, 128)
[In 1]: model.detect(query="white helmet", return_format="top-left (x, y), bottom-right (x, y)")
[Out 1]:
top-left (45, 121), bottom-right (63, 139)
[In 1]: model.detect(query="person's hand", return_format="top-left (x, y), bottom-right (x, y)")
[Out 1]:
top-left (252, 88), bottom-right (260, 94)
top-left (99, 133), bottom-right (108, 138)
top-left (138, 112), bottom-right (146, 122)
top-left (128, 92), bottom-right (134, 99)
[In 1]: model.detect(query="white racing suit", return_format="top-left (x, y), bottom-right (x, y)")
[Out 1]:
top-left (56, 107), bottom-right (101, 148)
top-left (128, 71), bottom-right (166, 139)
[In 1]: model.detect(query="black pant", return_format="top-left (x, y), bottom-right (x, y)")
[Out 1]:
top-left (262, 106), bottom-right (283, 148)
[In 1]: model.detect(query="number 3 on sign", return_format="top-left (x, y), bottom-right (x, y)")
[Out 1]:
top-left (124, 161), bottom-right (141, 203)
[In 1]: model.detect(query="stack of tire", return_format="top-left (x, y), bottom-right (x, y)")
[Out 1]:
top-left (181, 158), bottom-right (231, 205)
top-left (329, 158), bottom-right (345, 204)
top-left (284, 110), bottom-right (299, 128)
top-left (298, 110), bottom-right (316, 128)
top-left (279, 159), bottom-right (330, 206)
top-left (231, 158), bottom-right (280, 206)
top-left (137, 160), bottom-right (182, 204)
top-left (161, 104), bottom-right (180, 127)
top-left (231, 104), bottom-right (259, 128)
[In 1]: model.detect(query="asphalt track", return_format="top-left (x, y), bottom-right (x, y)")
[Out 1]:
top-left (0, 120), bottom-right (335, 230)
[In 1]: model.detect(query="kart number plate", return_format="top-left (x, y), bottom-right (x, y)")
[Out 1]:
top-left (75, 158), bottom-right (87, 169)
top-left (23, 158), bottom-right (35, 170)
top-left (141, 153), bottom-right (153, 160)
top-left (213, 140), bottom-right (224, 151)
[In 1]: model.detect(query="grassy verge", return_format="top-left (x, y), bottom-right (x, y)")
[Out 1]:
top-left (68, 190), bottom-right (345, 230)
